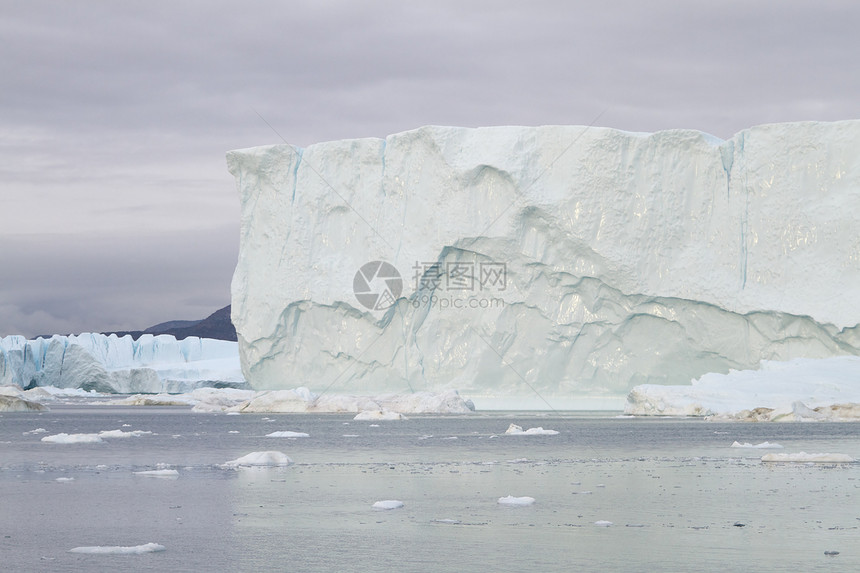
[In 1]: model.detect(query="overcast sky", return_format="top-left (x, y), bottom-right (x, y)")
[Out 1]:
top-left (1, 0), bottom-right (858, 338)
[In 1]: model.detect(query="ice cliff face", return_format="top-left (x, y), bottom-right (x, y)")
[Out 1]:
top-left (0, 334), bottom-right (244, 393)
top-left (227, 121), bottom-right (860, 407)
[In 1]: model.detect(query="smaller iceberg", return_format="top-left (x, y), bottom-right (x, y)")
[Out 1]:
top-left (372, 500), bottom-right (404, 510)
top-left (224, 451), bottom-right (293, 467)
top-left (69, 543), bottom-right (165, 554)
top-left (503, 424), bottom-right (558, 435)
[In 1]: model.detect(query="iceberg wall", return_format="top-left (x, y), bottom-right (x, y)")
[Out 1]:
top-left (227, 121), bottom-right (860, 407)
top-left (0, 334), bottom-right (244, 393)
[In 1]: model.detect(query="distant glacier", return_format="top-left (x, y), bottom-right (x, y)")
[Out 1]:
top-left (227, 120), bottom-right (860, 408)
top-left (0, 333), bottom-right (244, 394)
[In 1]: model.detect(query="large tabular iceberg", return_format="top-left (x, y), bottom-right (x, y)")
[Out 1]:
top-left (227, 121), bottom-right (860, 408)
top-left (0, 333), bottom-right (243, 393)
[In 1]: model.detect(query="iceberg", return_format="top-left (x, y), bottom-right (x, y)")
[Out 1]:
top-left (228, 121), bottom-right (860, 407)
top-left (0, 333), bottom-right (244, 394)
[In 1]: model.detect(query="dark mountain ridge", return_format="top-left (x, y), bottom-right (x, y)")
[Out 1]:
top-left (99, 305), bottom-right (237, 342)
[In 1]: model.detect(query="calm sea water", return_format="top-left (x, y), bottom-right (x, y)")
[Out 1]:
top-left (1, 405), bottom-right (858, 572)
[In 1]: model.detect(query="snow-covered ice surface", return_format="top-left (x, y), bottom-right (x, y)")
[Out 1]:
top-left (625, 357), bottom-right (860, 420)
top-left (229, 121), bottom-right (860, 406)
top-left (68, 543), bottom-right (165, 554)
top-left (0, 333), bottom-right (244, 393)
top-left (3, 407), bottom-right (860, 571)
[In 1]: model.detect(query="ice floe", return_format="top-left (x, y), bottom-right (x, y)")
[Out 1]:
top-left (731, 441), bottom-right (783, 449)
top-left (497, 496), bottom-right (535, 506)
top-left (98, 429), bottom-right (152, 439)
top-left (503, 424), bottom-right (559, 435)
top-left (224, 451), bottom-right (293, 467)
top-left (372, 500), bottom-right (404, 510)
top-left (761, 452), bottom-right (855, 463)
top-left (266, 431), bottom-right (309, 438)
top-left (41, 433), bottom-right (104, 444)
top-left (41, 429), bottom-right (152, 444)
top-left (594, 521), bottom-right (613, 527)
top-left (68, 543), bottom-right (166, 554)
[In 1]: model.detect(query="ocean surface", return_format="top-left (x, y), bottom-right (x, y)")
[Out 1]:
top-left (1, 405), bottom-right (858, 572)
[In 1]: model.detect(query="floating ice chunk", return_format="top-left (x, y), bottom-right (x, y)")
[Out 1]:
top-left (354, 410), bottom-right (404, 421)
top-left (761, 452), bottom-right (855, 463)
top-left (497, 496), bottom-right (535, 506)
top-left (731, 441), bottom-right (783, 449)
top-left (69, 543), bottom-right (166, 554)
top-left (55, 477), bottom-right (74, 482)
top-left (98, 429), bottom-right (152, 439)
top-left (594, 521), bottom-right (613, 527)
top-left (266, 431), bottom-right (309, 438)
top-left (23, 428), bottom-right (48, 435)
top-left (504, 424), bottom-right (558, 435)
top-left (41, 433), bottom-right (103, 444)
top-left (224, 451), bottom-right (293, 467)
top-left (372, 500), bottom-right (404, 510)
top-left (0, 395), bottom-right (47, 412)
top-left (133, 469), bottom-right (179, 478)
top-left (432, 519), bottom-right (461, 524)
